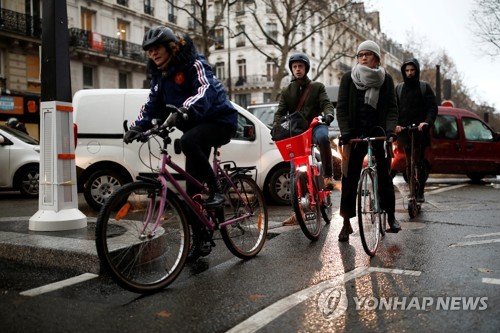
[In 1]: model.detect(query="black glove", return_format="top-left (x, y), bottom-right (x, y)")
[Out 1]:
top-left (124, 126), bottom-right (144, 144)
top-left (339, 129), bottom-right (354, 145)
top-left (386, 130), bottom-right (398, 143)
top-left (324, 114), bottom-right (334, 126)
top-left (166, 112), bottom-right (183, 128)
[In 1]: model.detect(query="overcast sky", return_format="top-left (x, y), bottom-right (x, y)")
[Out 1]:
top-left (367, 0), bottom-right (499, 111)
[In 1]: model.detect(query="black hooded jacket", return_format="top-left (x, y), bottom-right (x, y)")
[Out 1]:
top-left (396, 58), bottom-right (438, 146)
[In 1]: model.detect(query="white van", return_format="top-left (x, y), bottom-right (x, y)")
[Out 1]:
top-left (73, 89), bottom-right (291, 210)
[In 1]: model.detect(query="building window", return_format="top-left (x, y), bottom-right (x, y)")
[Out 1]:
top-left (266, 22), bottom-right (278, 45)
top-left (119, 72), bottom-right (129, 88)
top-left (168, 1), bottom-right (177, 23)
top-left (215, 28), bottom-right (224, 49)
top-left (117, 19), bottom-right (129, 56)
top-left (263, 93), bottom-right (273, 103)
top-left (236, 59), bottom-right (246, 85)
top-left (144, 0), bottom-right (154, 15)
top-left (235, 0), bottom-right (245, 16)
top-left (117, 0), bottom-right (128, 6)
top-left (83, 66), bottom-right (94, 88)
top-left (80, 9), bottom-right (95, 31)
top-left (235, 93), bottom-right (250, 108)
top-left (215, 62), bottom-right (225, 80)
top-left (266, 58), bottom-right (277, 82)
top-left (236, 24), bottom-right (245, 47)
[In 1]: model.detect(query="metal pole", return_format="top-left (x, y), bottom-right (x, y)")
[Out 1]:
top-left (435, 64), bottom-right (441, 105)
top-left (30, 0), bottom-right (86, 231)
top-left (227, 2), bottom-right (232, 100)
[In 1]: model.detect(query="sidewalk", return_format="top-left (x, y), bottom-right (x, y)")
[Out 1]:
top-left (0, 214), bottom-right (290, 274)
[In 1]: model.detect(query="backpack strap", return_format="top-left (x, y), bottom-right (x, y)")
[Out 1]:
top-left (295, 82), bottom-right (313, 113)
top-left (397, 81), bottom-right (427, 103)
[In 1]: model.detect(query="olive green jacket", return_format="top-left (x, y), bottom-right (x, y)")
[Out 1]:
top-left (336, 71), bottom-right (398, 135)
top-left (273, 76), bottom-right (334, 127)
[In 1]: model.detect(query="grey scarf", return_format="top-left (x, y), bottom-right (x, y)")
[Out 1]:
top-left (351, 64), bottom-right (386, 109)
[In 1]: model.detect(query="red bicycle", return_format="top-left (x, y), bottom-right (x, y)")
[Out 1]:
top-left (275, 117), bottom-right (333, 240)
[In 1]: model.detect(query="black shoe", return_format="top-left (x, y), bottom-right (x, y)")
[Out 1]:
top-left (204, 192), bottom-right (224, 208)
top-left (338, 221), bottom-right (353, 242)
top-left (417, 194), bottom-right (425, 203)
top-left (387, 218), bottom-right (401, 233)
top-left (186, 239), bottom-right (213, 263)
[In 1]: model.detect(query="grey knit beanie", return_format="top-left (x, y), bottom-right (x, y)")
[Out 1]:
top-left (357, 40), bottom-right (381, 59)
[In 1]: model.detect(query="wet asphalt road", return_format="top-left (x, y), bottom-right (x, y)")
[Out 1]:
top-left (0, 176), bottom-right (499, 332)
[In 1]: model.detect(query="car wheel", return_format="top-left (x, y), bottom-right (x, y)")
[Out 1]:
top-left (467, 173), bottom-right (485, 183)
top-left (84, 169), bottom-right (127, 211)
top-left (268, 165), bottom-right (291, 205)
top-left (17, 165), bottom-right (39, 198)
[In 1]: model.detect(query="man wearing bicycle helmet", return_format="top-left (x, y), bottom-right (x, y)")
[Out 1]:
top-left (273, 53), bottom-right (335, 226)
top-left (124, 26), bottom-right (238, 261)
top-left (336, 40), bottom-right (401, 241)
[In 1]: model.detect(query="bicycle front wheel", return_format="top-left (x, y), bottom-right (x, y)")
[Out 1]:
top-left (408, 163), bottom-right (420, 218)
top-left (220, 175), bottom-right (268, 259)
top-left (357, 169), bottom-right (382, 256)
top-left (95, 181), bottom-right (189, 293)
top-left (291, 170), bottom-right (322, 241)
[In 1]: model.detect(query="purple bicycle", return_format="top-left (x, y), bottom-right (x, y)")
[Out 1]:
top-left (95, 106), bottom-right (268, 293)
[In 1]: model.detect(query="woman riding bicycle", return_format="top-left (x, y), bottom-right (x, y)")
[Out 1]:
top-left (272, 53), bottom-right (335, 226)
top-left (336, 40), bottom-right (401, 242)
top-left (124, 26), bottom-right (238, 261)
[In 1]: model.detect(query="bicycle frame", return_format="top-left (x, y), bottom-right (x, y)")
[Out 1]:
top-left (401, 124), bottom-right (421, 217)
top-left (142, 131), bottom-right (258, 236)
top-left (352, 136), bottom-right (387, 215)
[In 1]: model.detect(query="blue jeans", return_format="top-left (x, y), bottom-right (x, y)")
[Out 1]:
top-left (312, 124), bottom-right (333, 177)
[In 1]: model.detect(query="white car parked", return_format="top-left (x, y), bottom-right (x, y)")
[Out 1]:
top-left (0, 125), bottom-right (40, 197)
top-left (73, 89), bottom-right (291, 211)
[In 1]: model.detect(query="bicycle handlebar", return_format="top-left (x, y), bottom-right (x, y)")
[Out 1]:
top-left (349, 136), bottom-right (387, 143)
top-left (123, 105), bottom-right (189, 142)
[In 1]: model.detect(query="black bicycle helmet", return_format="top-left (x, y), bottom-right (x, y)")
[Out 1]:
top-left (6, 117), bottom-right (20, 128)
top-left (142, 26), bottom-right (177, 51)
top-left (288, 53), bottom-right (310, 74)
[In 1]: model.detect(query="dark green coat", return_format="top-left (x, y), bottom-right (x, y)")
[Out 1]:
top-left (273, 76), bottom-right (334, 127)
top-left (336, 71), bottom-right (398, 135)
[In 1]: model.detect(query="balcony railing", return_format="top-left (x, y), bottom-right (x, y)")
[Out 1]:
top-left (0, 8), bottom-right (41, 39)
top-left (68, 28), bottom-right (147, 63)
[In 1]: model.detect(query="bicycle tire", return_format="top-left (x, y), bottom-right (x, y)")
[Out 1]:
top-left (357, 169), bottom-right (382, 256)
top-left (408, 155), bottom-right (420, 218)
top-left (220, 175), bottom-right (268, 259)
top-left (291, 170), bottom-right (322, 241)
top-left (95, 181), bottom-right (189, 293)
top-left (320, 189), bottom-right (333, 224)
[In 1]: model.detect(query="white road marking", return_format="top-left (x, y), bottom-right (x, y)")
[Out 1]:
top-left (482, 278), bottom-right (500, 285)
top-left (426, 184), bottom-right (468, 195)
top-left (225, 267), bottom-right (421, 333)
top-left (19, 273), bottom-right (98, 297)
top-left (449, 239), bottom-right (500, 247)
top-left (465, 232), bottom-right (500, 238)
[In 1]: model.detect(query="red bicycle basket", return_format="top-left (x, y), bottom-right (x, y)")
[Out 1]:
top-left (275, 128), bottom-right (313, 161)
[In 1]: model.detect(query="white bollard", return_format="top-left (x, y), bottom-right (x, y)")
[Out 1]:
top-left (29, 101), bottom-right (86, 231)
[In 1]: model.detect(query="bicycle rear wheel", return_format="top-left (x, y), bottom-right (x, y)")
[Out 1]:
top-left (95, 181), bottom-right (189, 293)
top-left (357, 169), bottom-right (382, 256)
top-left (291, 170), bottom-right (322, 241)
top-left (220, 175), bottom-right (268, 259)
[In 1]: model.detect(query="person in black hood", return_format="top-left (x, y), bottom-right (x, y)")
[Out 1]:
top-left (124, 26), bottom-right (238, 261)
top-left (395, 58), bottom-right (438, 203)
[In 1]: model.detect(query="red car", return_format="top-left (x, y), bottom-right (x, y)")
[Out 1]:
top-left (391, 106), bottom-right (500, 182)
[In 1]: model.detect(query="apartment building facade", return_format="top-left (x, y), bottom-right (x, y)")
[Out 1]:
top-left (0, 0), bottom-right (404, 138)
